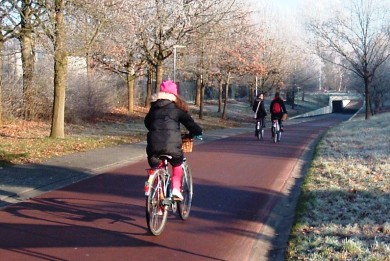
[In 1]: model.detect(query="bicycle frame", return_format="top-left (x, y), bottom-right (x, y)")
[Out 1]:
top-left (144, 156), bottom-right (193, 236)
top-left (255, 118), bottom-right (265, 140)
top-left (272, 119), bottom-right (281, 143)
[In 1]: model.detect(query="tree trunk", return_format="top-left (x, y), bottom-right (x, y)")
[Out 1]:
top-left (291, 88), bottom-right (295, 109)
top-left (145, 66), bottom-right (153, 109)
top-left (249, 83), bottom-right (254, 105)
top-left (50, 0), bottom-right (67, 139)
top-left (222, 72), bottom-right (230, 119)
top-left (199, 81), bottom-right (205, 120)
top-left (20, 5), bottom-right (35, 120)
top-left (155, 61), bottom-right (163, 91)
top-left (218, 79), bottom-right (223, 113)
top-left (127, 68), bottom-right (135, 114)
top-left (364, 77), bottom-right (370, 120)
top-left (86, 53), bottom-right (93, 94)
top-left (196, 75), bottom-right (201, 106)
top-left (0, 40), bottom-right (3, 125)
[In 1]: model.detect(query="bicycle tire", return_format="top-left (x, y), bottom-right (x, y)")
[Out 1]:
top-left (255, 122), bottom-right (260, 140)
top-left (178, 161), bottom-right (193, 220)
top-left (260, 128), bottom-right (264, 140)
top-left (145, 170), bottom-right (168, 236)
top-left (277, 131), bottom-right (281, 142)
top-left (273, 127), bottom-right (277, 143)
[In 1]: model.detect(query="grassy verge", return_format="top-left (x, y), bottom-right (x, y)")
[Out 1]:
top-left (286, 111), bottom-right (390, 260)
top-left (0, 103), bottom-right (253, 167)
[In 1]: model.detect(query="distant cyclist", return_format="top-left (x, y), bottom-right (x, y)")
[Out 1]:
top-left (252, 93), bottom-right (267, 135)
top-left (144, 80), bottom-right (202, 201)
top-left (269, 92), bottom-right (287, 131)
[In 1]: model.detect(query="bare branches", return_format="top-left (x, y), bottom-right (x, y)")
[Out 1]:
top-left (306, 0), bottom-right (390, 119)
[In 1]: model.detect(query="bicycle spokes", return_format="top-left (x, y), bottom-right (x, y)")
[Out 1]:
top-left (145, 159), bottom-right (194, 235)
top-left (178, 163), bottom-right (193, 220)
top-left (145, 171), bottom-right (168, 236)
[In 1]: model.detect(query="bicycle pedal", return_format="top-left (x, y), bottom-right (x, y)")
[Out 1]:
top-left (162, 198), bottom-right (172, 205)
top-left (157, 208), bottom-right (164, 216)
top-left (171, 202), bottom-right (177, 213)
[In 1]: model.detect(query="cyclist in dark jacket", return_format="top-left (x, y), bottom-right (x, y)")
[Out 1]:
top-left (252, 93), bottom-right (267, 135)
top-left (253, 93), bottom-right (267, 123)
top-left (269, 92), bottom-right (287, 131)
top-left (144, 80), bottom-right (202, 200)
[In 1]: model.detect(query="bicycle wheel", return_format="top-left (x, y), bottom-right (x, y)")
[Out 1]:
top-left (145, 170), bottom-right (168, 236)
top-left (178, 161), bottom-right (193, 220)
top-left (260, 128), bottom-right (264, 140)
top-left (255, 122), bottom-right (260, 140)
top-left (273, 127), bottom-right (277, 143)
top-left (277, 131), bottom-right (281, 142)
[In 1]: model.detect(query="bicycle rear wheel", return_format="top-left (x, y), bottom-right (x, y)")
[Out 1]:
top-left (273, 128), bottom-right (277, 143)
top-left (277, 131), bottom-right (281, 142)
top-left (255, 122), bottom-right (261, 140)
top-left (256, 130), bottom-right (261, 140)
top-left (145, 170), bottom-right (168, 235)
top-left (178, 161), bottom-right (193, 220)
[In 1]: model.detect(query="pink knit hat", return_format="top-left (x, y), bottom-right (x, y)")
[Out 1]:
top-left (160, 80), bottom-right (178, 95)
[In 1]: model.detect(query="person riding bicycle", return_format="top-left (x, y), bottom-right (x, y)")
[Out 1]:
top-left (269, 92), bottom-right (287, 132)
top-left (252, 93), bottom-right (267, 136)
top-left (144, 80), bottom-right (202, 201)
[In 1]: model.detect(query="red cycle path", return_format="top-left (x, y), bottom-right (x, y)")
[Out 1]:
top-left (0, 115), bottom-right (349, 261)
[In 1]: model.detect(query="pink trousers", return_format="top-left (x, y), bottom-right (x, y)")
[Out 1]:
top-left (171, 165), bottom-right (183, 190)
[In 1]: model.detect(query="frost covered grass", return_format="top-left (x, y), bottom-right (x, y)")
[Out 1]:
top-left (287, 111), bottom-right (390, 260)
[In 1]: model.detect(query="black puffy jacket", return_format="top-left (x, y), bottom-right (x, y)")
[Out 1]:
top-left (144, 92), bottom-right (202, 158)
top-left (252, 98), bottom-right (267, 119)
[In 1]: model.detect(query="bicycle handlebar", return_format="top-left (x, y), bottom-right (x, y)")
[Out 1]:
top-left (181, 133), bottom-right (203, 141)
top-left (194, 135), bottom-right (203, 141)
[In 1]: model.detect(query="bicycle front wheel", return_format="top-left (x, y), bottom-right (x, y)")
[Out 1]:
top-left (178, 161), bottom-right (193, 220)
top-left (145, 170), bottom-right (168, 236)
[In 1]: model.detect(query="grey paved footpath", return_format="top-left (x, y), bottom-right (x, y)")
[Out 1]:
top-left (0, 125), bottom-right (259, 208)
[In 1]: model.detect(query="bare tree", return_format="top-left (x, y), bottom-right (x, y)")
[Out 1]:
top-left (207, 7), bottom-right (256, 119)
top-left (305, 0), bottom-right (390, 119)
top-left (18, 0), bottom-right (36, 119)
top-left (36, 0), bottom-right (117, 137)
top-left (92, 1), bottom-right (145, 114)
top-left (135, 0), bottom-right (238, 89)
top-left (48, 0), bottom-right (67, 138)
top-left (15, 0), bottom-right (47, 120)
top-left (370, 61), bottom-right (390, 112)
top-left (0, 1), bottom-right (48, 121)
top-left (0, 0), bottom-right (21, 124)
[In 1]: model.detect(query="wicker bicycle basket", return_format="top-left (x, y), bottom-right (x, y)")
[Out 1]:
top-left (182, 137), bottom-right (194, 153)
top-left (281, 113), bottom-right (288, 121)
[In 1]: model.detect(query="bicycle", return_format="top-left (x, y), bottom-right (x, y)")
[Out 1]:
top-left (255, 118), bottom-right (265, 140)
top-left (144, 135), bottom-right (197, 236)
top-left (271, 119), bottom-right (281, 143)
